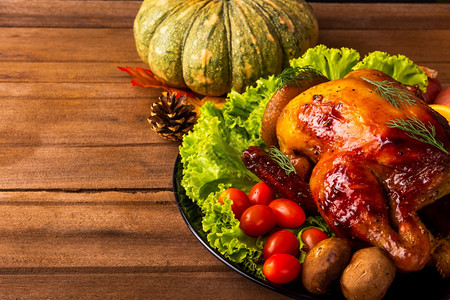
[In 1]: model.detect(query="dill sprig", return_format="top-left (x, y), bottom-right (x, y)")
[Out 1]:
top-left (277, 66), bottom-right (323, 91)
top-left (268, 146), bottom-right (297, 175)
top-left (386, 117), bottom-right (448, 154)
top-left (362, 77), bottom-right (416, 109)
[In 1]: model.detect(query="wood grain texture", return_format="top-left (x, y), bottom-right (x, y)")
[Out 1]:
top-left (0, 145), bottom-right (178, 189)
top-left (0, 273), bottom-right (290, 300)
top-left (0, 98), bottom-right (168, 146)
top-left (1, 1), bottom-right (449, 30)
top-left (0, 62), bottom-right (149, 83)
top-left (313, 3), bottom-right (450, 30)
top-left (0, 192), bottom-right (209, 267)
top-left (318, 29), bottom-right (450, 63)
top-left (2, 27), bottom-right (449, 64)
top-left (0, 28), bottom-right (140, 62)
top-left (0, 0), bottom-right (140, 28)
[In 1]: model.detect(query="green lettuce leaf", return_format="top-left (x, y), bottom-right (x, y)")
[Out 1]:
top-left (290, 45), bottom-right (428, 92)
top-left (352, 51), bottom-right (428, 92)
top-left (290, 44), bottom-right (360, 80)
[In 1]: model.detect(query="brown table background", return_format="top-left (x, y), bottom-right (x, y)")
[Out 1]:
top-left (0, 1), bottom-right (449, 298)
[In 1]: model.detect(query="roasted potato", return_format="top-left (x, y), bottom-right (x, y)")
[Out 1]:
top-left (301, 237), bottom-right (351, 295)
top-left (340, 247), bottom-right (396, 300)
top-left (430, 237), bottom-right (450, 278)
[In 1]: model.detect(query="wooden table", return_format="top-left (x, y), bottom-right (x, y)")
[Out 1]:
top-left (0, 1), bottom-right (449, 299)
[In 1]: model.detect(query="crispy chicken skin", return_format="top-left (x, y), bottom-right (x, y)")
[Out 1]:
top-left (276, 69), bottom-right (450, 272)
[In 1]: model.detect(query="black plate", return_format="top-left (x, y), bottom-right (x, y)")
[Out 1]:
top-left (173, 155), bottom-right (450, 300)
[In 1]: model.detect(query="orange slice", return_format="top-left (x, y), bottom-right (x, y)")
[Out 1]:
top-left (430, 104), bottom-right (450, 123)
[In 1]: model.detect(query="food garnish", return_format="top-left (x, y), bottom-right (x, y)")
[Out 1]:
top-left (386, 116), bottom-right (448, 154)
top-left (276, 66), bottom-right (323, 91)
top-left (268, 146), bottom-right (297, 176)
top-left (361, 77), bottom-right (416, 108)
top-left (360, 76), bottom-right (447, 153)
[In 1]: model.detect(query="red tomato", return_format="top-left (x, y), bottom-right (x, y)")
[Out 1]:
top-left (240, 205), bottom-right (276, 237)
top-left (301, 228), bottom-right (329, 252)
top-left (263, 253), bottom-right (301, 284)
top-left (268, 199), bottom-right (305, 228)
top-left (218, 188), bottom-right (251, 220)
top-left (248, 182), bottom-right (275, 205)
top-left (263, 230), bottom-right (299, 260)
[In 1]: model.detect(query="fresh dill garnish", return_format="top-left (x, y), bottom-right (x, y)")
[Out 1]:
top-left (268, 146), bottom-right (297, 175)
top-left (277, 66), bottom-right (323, 91)
top-left (362, 77), bottom-right (416, 109)
top-left (386, 117), bottom-right (448, 154)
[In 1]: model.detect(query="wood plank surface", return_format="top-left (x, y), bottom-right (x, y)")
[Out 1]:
top-left (0, 191), bottom-right (207, 267)
top-left (0, 0), bottom-right (140, 28)
top-left (2, 28), bottom-right (450, 64)
top-left (0, 273), bottom-right (287, 300)
top-left (0, 145), bottom-right (178, 189)
top-left (0, 62), bottom-right (148, 83)
top-left (1, 1), bottom-right (449, 30)
top-left (0, 98), bottom-right (167, 145)
top-left (0, 28), bottom-right (139, 62)
top-left (1, 1), bottom-right (449, 299)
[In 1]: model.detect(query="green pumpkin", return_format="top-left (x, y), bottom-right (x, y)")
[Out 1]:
top-left (134, 0), bottom-right (318, 96)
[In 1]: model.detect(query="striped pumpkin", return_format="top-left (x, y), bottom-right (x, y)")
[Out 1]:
top-left (134, 0), bottom-right (318, 96)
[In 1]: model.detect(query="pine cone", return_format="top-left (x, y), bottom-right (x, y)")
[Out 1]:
top-left (148, 92), bottom-right (197, 142)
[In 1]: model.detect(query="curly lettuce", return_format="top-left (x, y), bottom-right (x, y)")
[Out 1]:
top-left (290, 44), bottom-right (428, 91)
top-left (291, 44), bottom-right (360, 80)
top-left (353, 51), bottom-right (428, 92)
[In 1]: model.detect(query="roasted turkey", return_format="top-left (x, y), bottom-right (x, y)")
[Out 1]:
top-left (252, 69), bottom-right (450, 273)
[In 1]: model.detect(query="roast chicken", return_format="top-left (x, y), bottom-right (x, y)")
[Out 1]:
top-left (251, 69), bottom-right (450, 273)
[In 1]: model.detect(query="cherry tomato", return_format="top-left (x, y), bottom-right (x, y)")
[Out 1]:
top-left (268, 199), bottom-right (305, 228)
top-left (263, 253), bottom-right (301, 284)
top-left (301, 228), bottom-right (329, 252)
top-left (240, 205), bottom-right (276, 237)
top-left (218, 188), bottom-right (251, 220)
top-left (248, 182), bottom-right (275, 205)
top-left (263, 230), bottom-right (299, 260)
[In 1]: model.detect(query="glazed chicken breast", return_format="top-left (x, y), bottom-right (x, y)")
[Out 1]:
top-left (273, 69), bottom-right (450, 273)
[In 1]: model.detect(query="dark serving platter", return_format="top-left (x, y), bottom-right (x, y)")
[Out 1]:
top-left (173, 155), bottom-right (450, 300)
